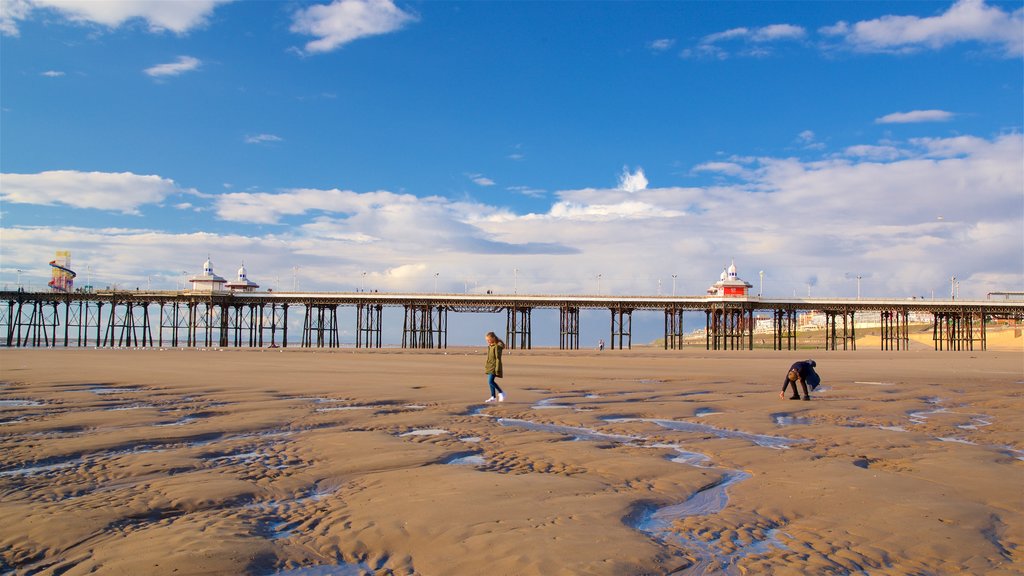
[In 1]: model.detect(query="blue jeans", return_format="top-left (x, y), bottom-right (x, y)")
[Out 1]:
top-left (488, 373), bottom-right (504, 397)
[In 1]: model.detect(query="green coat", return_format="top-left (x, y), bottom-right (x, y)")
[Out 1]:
top-left (485, 343), bottom-right (504, 377)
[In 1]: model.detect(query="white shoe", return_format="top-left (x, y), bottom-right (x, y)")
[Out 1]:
top-left (498, 393), bottom-right (505, 402)
top-left (485, 397), bottom-right (496, 403)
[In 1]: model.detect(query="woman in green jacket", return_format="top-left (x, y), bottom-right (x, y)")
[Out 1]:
top-left (484, 331), bottom-right (506, 402)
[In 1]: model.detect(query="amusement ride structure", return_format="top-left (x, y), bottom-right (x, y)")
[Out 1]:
top-left (47, 251), bottom-right (76, 293)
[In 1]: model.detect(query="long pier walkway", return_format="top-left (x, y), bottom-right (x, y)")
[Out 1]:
top-left (2, 290), bottom-right (1021, 352)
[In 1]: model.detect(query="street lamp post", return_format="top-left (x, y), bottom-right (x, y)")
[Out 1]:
top-left (951, 275), bottom-right (956, 300)
top-left (856, 275), bottom-right (862, 300)
top-left (361, 271), bottom-right (366, 292)
top-left (759, 270), bottom-right (764, 297)
top-left (597, 274), bottom-right (602, 295)
top-left (671, 274), bottom-right (677, 296)
top-left (434, 272), bottom-right (439, 293)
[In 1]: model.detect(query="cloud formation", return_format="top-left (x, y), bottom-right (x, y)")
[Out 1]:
top-left (2, 0), bottom-right (230, 36)
top-left (682, 0), bottom-right (1022, 59)
top-left (244, 133), bottom-right (283, 144)
top-left (290, 0), bottom-right (416, 54)
top-left (1, 170), bottom-right (192, 215)
top-left (875, 109), bottom-right (956, 124)
top-left (2, 134), bottom-right (1020, 300)
top-left (144, 55), bottom-right (201, 77)
top-left (821, 0), bottom-right (1024, 57)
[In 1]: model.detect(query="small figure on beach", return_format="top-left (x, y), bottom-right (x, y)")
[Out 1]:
top-left (598, 338), bottom-right (605, 351)
top-left (781, 359), bottom-right (820, 401)
top-left (484, 331), bottom-right (506, 403)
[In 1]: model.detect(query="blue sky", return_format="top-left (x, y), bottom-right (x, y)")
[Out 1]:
top-left (2, 0), bottom-right (1022, 315)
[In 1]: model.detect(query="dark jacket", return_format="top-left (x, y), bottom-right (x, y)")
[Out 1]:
top-left (786, 360), bottom-right (820, 389)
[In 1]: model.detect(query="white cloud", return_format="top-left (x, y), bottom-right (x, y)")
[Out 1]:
top-left (245, 133), bottom-right (283, 144)
top-left (0, 170), bottom-right (192, 215)
top-left (752, 24), bottom-right (806, 42)
top-left (648, 38), bottom-right (675, 51)
top-left (692, 161), bottom-right (748, 177)
top-left (2, 0), bottom-right (230, 36)
top-left (290, 0), bottom-right (416, 55)
top-left (693, 23), bottom-right (806, 58)
top-left (843, 144), bottom-right (905, 161)
top-left (703, 27), bottom-right (749, 44)
top-left (144, 55), bottom-right (201, 77)
top-left (618, 166), bottom-right (648, 193)
top-left (2, 134), bottom-right (1020, 306)
top-left (876, 109), bottom-right (956, 124)
top-left (469, 174), bottom-right (495, 187)
top-left (40, 70), bottom-right (64, 77)
top-left (821, 0), bottom-right (1024, 57)
top-left (1, 0), bottom-right (34, 36)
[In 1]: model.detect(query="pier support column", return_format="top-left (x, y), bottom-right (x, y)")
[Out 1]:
top-left (302, 304), bottom-right (340, 348)
top-left (559, 306), bottom-right (579, 350)
top-left (771, 308), bottom-right (797, 351)
top-left (610, 308), bottom-right (632, 350)
top-left (706, 305), bottom-right (749, 350)
top-left (261, 303), bottom-right (287, 348)
top-left (356, 303), bottom-right (384, 348)
top-left (824, 309), bottom-right (856, 351)
top-left (506, 306), bottom-right (532, 350)
top-left (881, 309), bottom-right (909, 351)
top-left (664, 307), bottom-right (684, 350)
top-left (403, 304), bottom-right (445, 349)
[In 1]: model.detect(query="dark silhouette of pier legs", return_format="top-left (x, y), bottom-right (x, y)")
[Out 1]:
top-left (880, 309), bottom-right (909, 350)
top-left (507, 306), bottom-right (532, 350)
top-left (707, 306), bottom-right (752, 350)
top-left (664, 307), bottom-right (684, 350)
top-left (824, 309), bottom-right (856, 351)
top-left (302, 304), bottom-right (339, 348)
top-left (403, 304), bottom-right (445, 349)
top-left (933, 309), bottom-right (984, 351)
top-left (610, 308), bottom-right (632, 350)
top-left (559, 306), bottom-right (579, 350)
top-left (357, 303), bottom-right (383, 348)
top-left (771, 308), bottom-right (797, 350)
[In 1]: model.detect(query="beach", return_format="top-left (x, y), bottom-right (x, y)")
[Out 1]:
top-left (1, 336), bottom-right (1022, 575)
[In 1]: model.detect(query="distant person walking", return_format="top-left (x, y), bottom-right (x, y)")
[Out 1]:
top-left (781, 359), bottom-right (820, 401)
top-left (484, 331), bottom-right (506, 403)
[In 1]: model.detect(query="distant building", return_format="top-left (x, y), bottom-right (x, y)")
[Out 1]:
top-left (706, 261), bottom-right (753, 298)
top-left (225, 264), bottom-right (259, 293)
top-left (189, 258), bottom-right (227, 293)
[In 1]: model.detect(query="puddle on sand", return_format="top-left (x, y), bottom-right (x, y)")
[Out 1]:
top-left (499, 416), bottom-right (788, 573)
top-left (267, 562), bottom-right (373, 576)
top-left (604, 418), bottom-right (803, 450)
top-left (88, 387), bottom-right (141, 395)
top-left (442, 451), bottom-right (486, 466)
top-left (398, 429), bottom-right (448, 437)
top-left (499, 419), bottom-right (641, 444)
top-left (694, 408), bottom-right (721, 417)
top-left (0, 399), bottom-right (44, 407)
top-left (770, 413), bottom-right (812, 426)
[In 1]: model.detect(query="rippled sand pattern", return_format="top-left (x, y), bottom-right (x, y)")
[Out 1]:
top-left (1, 348), bottom-right (1022, 575)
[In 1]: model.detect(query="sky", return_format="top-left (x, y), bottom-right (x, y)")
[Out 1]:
top-left (1, 0), bottom-right (1023, 343)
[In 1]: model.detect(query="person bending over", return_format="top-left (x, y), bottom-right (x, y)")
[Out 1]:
top-left (781, 359), bottom-right (820, 401)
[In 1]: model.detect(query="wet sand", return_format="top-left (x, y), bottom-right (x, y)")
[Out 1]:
top-left (1, 335), bottom-right (1022, 575)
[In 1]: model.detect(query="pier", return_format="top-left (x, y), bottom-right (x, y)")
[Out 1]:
top-left (2, 290), bottom-right (1021, 351)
